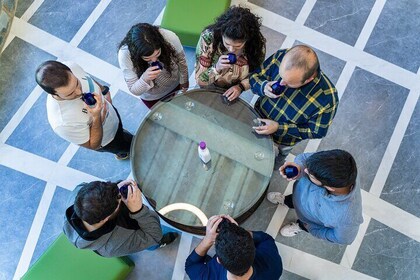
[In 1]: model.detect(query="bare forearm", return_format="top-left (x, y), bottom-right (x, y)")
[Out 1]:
top-left (85, 116), bottom-right (103, 149)
top-left (194, 238), bottom-right (213, 257)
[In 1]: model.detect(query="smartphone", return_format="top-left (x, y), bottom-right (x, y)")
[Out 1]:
top-left (119, 184), bottom-right (130, 199)
top-left (81, 92), bottom-right (96, 107)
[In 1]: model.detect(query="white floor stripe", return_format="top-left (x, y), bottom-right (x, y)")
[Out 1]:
top-left (0, 86), bottom-right (43, 143)
top-left (12, 183), bottom-right (56, 280)
top-left (171, 233), bottom-right (193, 280)
top-left (354, 0), bottom-right (386, 50)
top-left (294, 0), bottom-right (317, 24)
top-left (20, 0), bottom-right (45, 22)
top-left (0, 143), bottom-right (99, 191)
top-left (277, 242), bottom-right (378, 280)
top-left (153, 7), bottom-right (165, 25)
top-left (70, 0), bottom-right (113, 47)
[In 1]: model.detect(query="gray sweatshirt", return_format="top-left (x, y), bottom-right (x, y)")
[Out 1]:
top-left (63, 186), bottom-right (163, 257)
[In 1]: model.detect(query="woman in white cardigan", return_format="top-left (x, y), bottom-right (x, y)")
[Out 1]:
top-left (118, 23), bottom-right (189, 108)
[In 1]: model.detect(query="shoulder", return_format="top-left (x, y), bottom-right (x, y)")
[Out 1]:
top-left (61, 61), bottom-right (87, 78)
top-left (117, 45), bottom-right (132, 64)
top-left (159, 28), bottom-right (183, 51)
top-left (200, 29), bottom-right (214, 45)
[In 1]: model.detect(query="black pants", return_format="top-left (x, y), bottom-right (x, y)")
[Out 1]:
top-left (98, 106), bottom-right (133, 156)
top-left (284, 194), bottom-right (309, 232)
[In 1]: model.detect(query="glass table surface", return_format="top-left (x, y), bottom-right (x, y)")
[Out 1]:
top-left (131, 89), bottom-right (274, 233)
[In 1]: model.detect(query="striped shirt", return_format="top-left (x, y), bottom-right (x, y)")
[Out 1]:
top-left (250, 49), bottom-right (338, 146)
top-left (118, 28), bottom-right (189, 101)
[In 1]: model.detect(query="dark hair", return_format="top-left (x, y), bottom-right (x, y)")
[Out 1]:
top-left (118, 23), bottom-right (177, 77)
top-left (74, 181), bottom-right (120, 224)
top-left (215, 219), bottom-right (255, 276)
top-left (35, 60), bottom-right (72, 95)
top-left (306, 149), bottom-right (357, 188)
top-left (206, 6), bottom-right (266, 72)
top-left (283, 45), bottom-right (320, 82)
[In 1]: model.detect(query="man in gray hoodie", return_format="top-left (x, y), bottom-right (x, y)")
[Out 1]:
top-left (63, 180), bottom-right (178, 257)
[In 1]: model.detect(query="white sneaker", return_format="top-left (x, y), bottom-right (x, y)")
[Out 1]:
top-left (267, 192), bottom-right (285, 205)
top-left (280, 222), bottom-right (304, 237)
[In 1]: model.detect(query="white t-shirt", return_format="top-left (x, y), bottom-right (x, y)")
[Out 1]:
top-left (46, 62), bottom-right (119, 147)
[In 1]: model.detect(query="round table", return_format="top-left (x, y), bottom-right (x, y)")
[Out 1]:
top-left (131, 89), bottom-right (274, 234)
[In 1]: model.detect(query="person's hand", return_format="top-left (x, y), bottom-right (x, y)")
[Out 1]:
top-left (141, 66), bottom-right (161, 82)
top-left (203, 215), bottom-right (223, 246)
top-left (223, 85), bottom-right (242, 101)
top-left (263, 81), bottom-right (281, 99)
top-left (220, 214), bottom-right (238, 226)
top-left (279, 162), bottom-right (301, 181)
top-left (180, 81), bottom-right (189, 92)
top-left (121, 181), bottom-right (143, 213)
top-left (252, 118), bottom-right (279, 135)
top-left (215, 55), bottom-right (232, 72)
top-left (85, 92), bottom-right (103, 117)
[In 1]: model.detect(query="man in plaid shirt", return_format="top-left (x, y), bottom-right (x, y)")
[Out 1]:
top-left (250, 45), bottom-right (338, 150)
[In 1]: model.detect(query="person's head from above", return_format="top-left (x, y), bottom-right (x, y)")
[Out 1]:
top-left (74, 181), bottom-right (121, 226)
top-left (119, 23), bottom-right (176, 77)
top-left (304, 149), bottom-right (357, 193)
top-left (208, 6), bottom-right (266, 71)
top-left (215, 219), bottom-right (255, 278)
top-left (35, 60), bottom-right (82, 100)
top-left (278, 45), bottom-right (320, 89)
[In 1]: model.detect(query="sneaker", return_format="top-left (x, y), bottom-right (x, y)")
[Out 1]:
top-left (115, 152), bottom-right (129, 160)
top-left (280, 222), bottom-right (304, 237)
top-left (159, 232), bottom-right (179, 248)
top-left (267, 192), bottom-right (285, 205)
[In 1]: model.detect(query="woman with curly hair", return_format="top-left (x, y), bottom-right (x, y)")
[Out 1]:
top-left (118, 23), bottom-right (189, 108)
top-left (195, 6), bottom-right (266, 101)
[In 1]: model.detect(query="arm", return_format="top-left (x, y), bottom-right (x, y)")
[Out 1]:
top-left (79, 93), bottom-right (103, 150)
top-left (249, 50), bottom-right (282, 96)
top-left (195, 31), bottom-right (220, 87)
top-left (306, 223), bottom-right (358, 245)
top-left (93, 79), bottom-right (112, 104)
top-left (118, 47), bottom-right (153, 96)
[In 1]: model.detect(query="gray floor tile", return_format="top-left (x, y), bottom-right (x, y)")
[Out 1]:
top-left (364, 0), bottom-right (420, 73)
top-left (275, 210), bottom-right (347, 264)
top-left (318, 68), bottom-right (409, 191)
top-left (281, 270), bottom-right (309, 280)
top-left (79, 0), bottom-right (165, 66)
top-left (0, 166), bottom-right (45, 280)
top-left (15, 0), bottom-right (34, 18)
top-left (380, 100), bottom-right (420, 217)
top-left (294, 40), bottom-right (346, 85)
top-left (6, 94), bottom-right (69, 162)
top-left (28, 0), bottom-right (100, 42)
top-left (304, 0), bottom-right (375, 46)
top-left (0, 37), bottom-right (55, 130)
top-left (261, 26), bottom-right (287, 59)
top-left (249, 0), bottom-right (306, 21)
top-left (30, 187), bottom-right (72, 266)
top-left (352, 219), bottom-right (420, 280)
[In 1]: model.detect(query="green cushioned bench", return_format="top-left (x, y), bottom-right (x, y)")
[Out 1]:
top-left (21, 234), bottom-right (134, 280)
top-left (161, 0), bottom-right (231, 47)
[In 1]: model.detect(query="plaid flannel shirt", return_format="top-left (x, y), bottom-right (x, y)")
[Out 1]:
top-left (250, 49), bottom-right (339, 146)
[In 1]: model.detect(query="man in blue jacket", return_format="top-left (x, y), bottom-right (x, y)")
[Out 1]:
top-left (267, 149), bottom-right (363, 245)
top-left (185, 215), bottom-right (282, 280)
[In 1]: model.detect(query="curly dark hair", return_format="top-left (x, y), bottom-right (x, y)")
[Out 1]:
top-left (74, 181), bottom-right (120, 224)
top-left (118, 23), bottom-right (177, 77)
top-left (215, 219), bottom-right (255, 276)
top-left (206, 6), bottom-right (266, 71)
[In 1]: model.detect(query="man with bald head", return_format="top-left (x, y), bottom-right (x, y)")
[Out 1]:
top-left (250, 45), bottom-right (338, 153)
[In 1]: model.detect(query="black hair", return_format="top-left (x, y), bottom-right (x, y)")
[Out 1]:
top-left (35, 60), bottom-right (72, 95)
top-left (74, 181), bottom-right (120, 224)
top-left (118, 23), bottom-right (177, 77)
top-left (206, 6), bottom-right (266, 72)
top-left (215, 219), bottom-right (255, 276)
top-left (306, 149), bottom-right (357, 188)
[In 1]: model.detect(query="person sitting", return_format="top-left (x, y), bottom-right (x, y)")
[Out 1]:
top-left (63, 180), bottom-right (178, 257)
top-left (118, 23), bottom-right (189, 109)
top-left (185, 215), bottom-right (282, 279)
top-left (250, 45), bottom-right (338, 154)
top-left (195, 6), bottom-right (266, 102)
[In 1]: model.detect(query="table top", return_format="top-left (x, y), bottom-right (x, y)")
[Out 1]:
top-left (131, 89), bottom-right (274, 231)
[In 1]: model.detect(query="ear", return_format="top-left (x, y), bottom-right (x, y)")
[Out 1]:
top-left (216, 257), bottom-right (221, 264)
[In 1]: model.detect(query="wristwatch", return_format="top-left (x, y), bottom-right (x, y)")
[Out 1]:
top-left (101, 85), bottom-right (110, 96)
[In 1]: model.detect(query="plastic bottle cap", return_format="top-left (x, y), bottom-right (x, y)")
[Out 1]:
top-left (199, 141), bottom-right (206, 149)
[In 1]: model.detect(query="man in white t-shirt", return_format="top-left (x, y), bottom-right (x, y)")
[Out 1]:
top-left (35, 61), bottom-right (133, 160)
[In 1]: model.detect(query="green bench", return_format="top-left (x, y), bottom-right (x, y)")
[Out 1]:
top-left (21, 234), bottom-right (134, 280)
top-left (161, 0), bottom-right (231, 47)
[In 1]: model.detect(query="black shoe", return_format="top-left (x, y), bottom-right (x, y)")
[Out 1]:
top-left (159, 232), bottom-right (179, 248)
